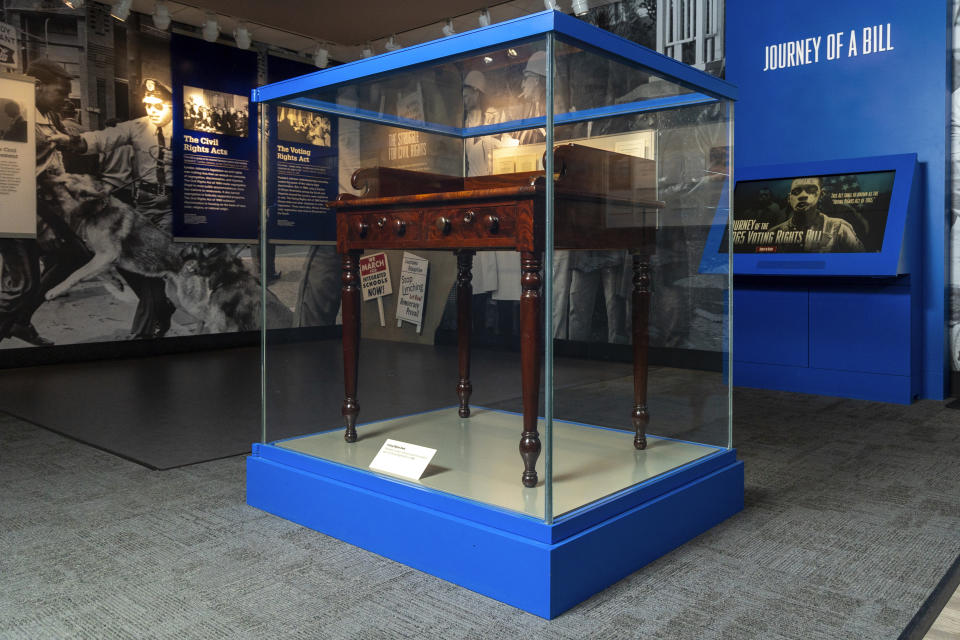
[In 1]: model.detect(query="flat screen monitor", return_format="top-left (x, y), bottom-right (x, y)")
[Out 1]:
top-left (701, 154), bottom-right (918, 277)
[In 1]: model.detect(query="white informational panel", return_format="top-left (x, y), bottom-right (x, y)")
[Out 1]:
top-left (0, 74), bottom-right (36, 238)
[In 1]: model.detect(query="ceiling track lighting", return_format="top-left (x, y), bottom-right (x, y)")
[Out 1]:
top-left (62, 0), bottom-right (85, 9)
top-left (313, 43), bottom-right (329, 68)
top-left (478, 8), bottom-right (491, 27)
top-left (234, 21), bottom-right (252, 49)
top-left (152, 0), bottom-right (171, 31)
top-left (571, 0), bottom-right (590, 15)
top-left (202, 13), bottom-right (220, 43)
top-left (361, 42), bottom-right (374, 58)
top-left (384, 35), bottom-right (400, 52)
top-left (441, 18), bottom-right (456, 37)
top-left (111, 0), bottom-right (132, 21)
top-left (543, 0), bottom-right (560, 10)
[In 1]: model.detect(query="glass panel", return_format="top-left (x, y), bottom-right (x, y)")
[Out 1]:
top-left (549, 94), bottom-right (731, 518)
top-left (553, 36), bottom-right (698, 124)
top-left (258, 28), bottom-right (732, 525)
top-left (296, 39), bottom-right (550, 137)
top-left (263, 39), bottom-right (558, 522)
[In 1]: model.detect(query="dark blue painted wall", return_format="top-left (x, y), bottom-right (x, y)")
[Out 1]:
top-left (727, 0), bottom-right (950, 399)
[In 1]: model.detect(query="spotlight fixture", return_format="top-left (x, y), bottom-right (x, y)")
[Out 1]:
top-left (506, 48), bottom-right (518, 58)
top-left (441, 19), bottom-right (456, 37)
top-left (543, 0), bottom-right (560, 10)
top-left (202, 13), bottom-right (220, 43)
top-left (361, 42), bottom-right (374, 58)
top-left (384, 35), bottom-right (400, 52)
top-left (62, 0), bottom-right (85, 9)
top-left (234, 21), bottom-right (252, 50)
top-left (110, 0), bottom-right (132, 21)
top-left (571, 0), bottom-right (590, 15)
top-left (152, 0), bottom-right (171, 30)
top-left (482, 55), bottom-right (494, 64)
top-left (478, 8), bottom-right (491, 27)
top-left (312, 44), bottom-right (329, 69)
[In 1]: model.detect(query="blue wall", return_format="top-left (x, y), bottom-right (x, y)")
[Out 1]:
top-left (727, 0), bottom-right (950, 399)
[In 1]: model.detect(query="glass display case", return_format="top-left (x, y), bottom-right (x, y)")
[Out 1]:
top-left (249, 10), bottom-right (740, 619)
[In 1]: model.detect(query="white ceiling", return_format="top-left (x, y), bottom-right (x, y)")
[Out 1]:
top-left (123, 0), bottom-right (616, 63)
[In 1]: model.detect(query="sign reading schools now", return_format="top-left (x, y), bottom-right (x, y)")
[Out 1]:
top-left (360, 252), bottom-right (392, 301)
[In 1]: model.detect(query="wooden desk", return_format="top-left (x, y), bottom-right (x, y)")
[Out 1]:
top-left (330, 144), bottom-right (663, 488)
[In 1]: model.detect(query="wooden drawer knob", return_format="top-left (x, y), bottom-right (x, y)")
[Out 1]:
top-left (436, 216), bottom-right (451, 234)
top-left (485, 214), bottom-right (500, 234)
top-left (356, 220), bottom-right (369, 238)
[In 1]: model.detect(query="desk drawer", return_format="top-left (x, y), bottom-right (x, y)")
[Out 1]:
top-left (424, 205), bottom-right (517, 245)
top-left (343, 211), bottom-right (423, 246)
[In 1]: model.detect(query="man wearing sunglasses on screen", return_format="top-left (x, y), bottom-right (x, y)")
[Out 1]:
top-left (768, 176), bottom-right (864, 253)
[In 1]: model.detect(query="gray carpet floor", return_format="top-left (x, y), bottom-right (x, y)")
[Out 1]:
top-left (2, 387), bottom-right (960, 639)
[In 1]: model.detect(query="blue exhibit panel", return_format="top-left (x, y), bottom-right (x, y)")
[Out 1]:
top-left (727, 0), bottom-right (948, 399)
top-left (733, 287), bottom-right (809, 367)
top-left (247, 443), bottom-right (743, 619)
top-left (809, 281), bottom-right (912, 376)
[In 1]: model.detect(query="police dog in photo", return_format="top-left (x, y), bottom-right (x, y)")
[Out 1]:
top-left (40, 172), bottom-right (183, 301)
top-left (167, 244), bottom-right (292, 333)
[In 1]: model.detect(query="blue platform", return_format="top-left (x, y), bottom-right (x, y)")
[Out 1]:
top-left (247, 437), bottom-right (743, 618)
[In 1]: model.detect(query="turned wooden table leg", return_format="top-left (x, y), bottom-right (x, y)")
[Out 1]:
top-left (456, 250), bottom-right (475, 418)
top-left (519, 251), bottom-right (542, 487)
top-left (632, 252), bottom-right (650, 450)
top-left (341, 250), bottom-right (362, 442)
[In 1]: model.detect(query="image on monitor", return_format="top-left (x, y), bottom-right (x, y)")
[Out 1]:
top-left (729, 170), bottom-right (895, 254)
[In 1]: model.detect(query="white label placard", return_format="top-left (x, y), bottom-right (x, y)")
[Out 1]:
top-left (369, 439), bottom-right (437, 480)
top-left (0, 74), bottom-right (36, 238)
top-left (396, 251), bottom-right (428, 327)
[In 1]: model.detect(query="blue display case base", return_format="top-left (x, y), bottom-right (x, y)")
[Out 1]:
top-left (247, 439), bottom-right (743, 618)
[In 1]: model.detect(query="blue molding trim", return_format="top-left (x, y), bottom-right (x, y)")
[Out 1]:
top-left (251, 10), bottom-right (736, 107)
top-left (733, 360), bottom-right (915, 404)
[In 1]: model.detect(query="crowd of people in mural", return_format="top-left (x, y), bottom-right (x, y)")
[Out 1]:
top-left (183, 97), bottom-right (249, 137)
top-left (276, 106), bottom-right (331, 147)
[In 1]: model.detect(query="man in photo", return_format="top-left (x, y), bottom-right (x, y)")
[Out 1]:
top-left (748, 186), bottom-right (786, 227)
top-left (769, 177), bottom-right (864, 252)
top-left (1, 100), bottom-right (27, 142)
top-left (0, 58), bottom-right (90, 346)
top-left (71, 78), bottom-right (176, 338)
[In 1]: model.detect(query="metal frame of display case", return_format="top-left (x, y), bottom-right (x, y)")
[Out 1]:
top-left (248, 10), bottom-right (741, 619)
